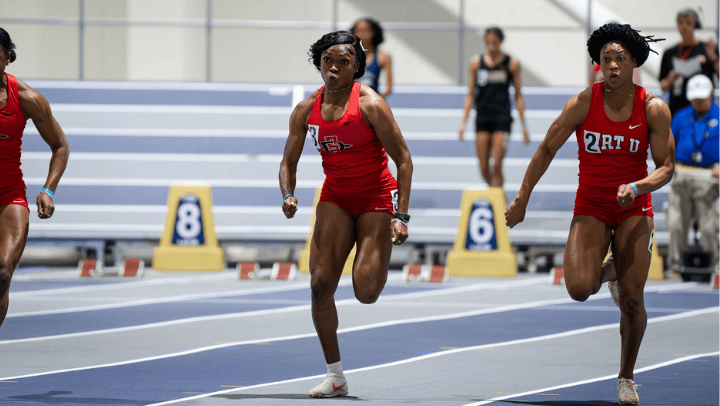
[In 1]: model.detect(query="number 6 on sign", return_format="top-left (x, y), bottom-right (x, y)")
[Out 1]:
top-left (447, 187), bottom-right (516, 277)
top-left (466, 199), bottom-right (497, 251)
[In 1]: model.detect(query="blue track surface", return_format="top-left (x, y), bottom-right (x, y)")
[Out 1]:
top-left (10, 279), bottom-right (121, 293)
top-left (1, 284), bottom-right (437, 340)
top-left (500, 356), bottom-right (719, 405)
top-left (1, 288), bottom-right (717, 405)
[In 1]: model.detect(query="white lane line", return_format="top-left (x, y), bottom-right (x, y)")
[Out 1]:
top-left (337, 283), bottom-right (700, 335)
top-left (1, 278), bottom-right (548, 341)
top-left (1, 281), bottom-right (711, 378)
top-left (141, 308), bottom-right (719, 406)
top-left (10, 271), bottom-right (239, 297)
top-left (8, 275), bottom-right (542, 317)
top-left (0, 305), bottom-right (315, 348)
top-left (7, 283), bottom-right (310, 318)
top-left (463, 350), bottom-right (720, 405)
top-left (4, 279), bottom-right (692, 340)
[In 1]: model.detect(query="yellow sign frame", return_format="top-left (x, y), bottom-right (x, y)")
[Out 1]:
top-left (153, 183), bottom-right (225, 272)
top-left (446, 187), bottom-right (517, 277)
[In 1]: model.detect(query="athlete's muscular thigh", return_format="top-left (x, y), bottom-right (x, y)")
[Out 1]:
top-left (309, 202), bottom-right (355, 293)
top-left (0, 205), bottom-right (30, 277)
top-left (612, 216), bottom-right (653, 291)
top-left (564, 215), bottom-right (612, 301)
top-left (352, 211), bottom-right (392, 304)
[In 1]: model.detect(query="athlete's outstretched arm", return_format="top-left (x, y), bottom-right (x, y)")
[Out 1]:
top-left (279, 94), bottom-right (315, 219)
top-left (509, 58), bottom-right (530, 145)
top-left (18, 80), bottom-right (69, 219)
top-left (616, 93), bottom-right (674, 207)
top-left (360, 89), bottom-right (413, 244)
top-left (505, 88), bottom-right (592, 228)
top-left (379, 50), bottom-right (393, 99)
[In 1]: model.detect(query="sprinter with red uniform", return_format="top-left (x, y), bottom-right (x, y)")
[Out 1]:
top-left (506, 24), bottom-right (673, 404)
top-left (0, 27), bottom-right (69, 328)
top-left (307, 80), bottom-right (398, 217)
top-left (279, 31), bottom-right (412, 398)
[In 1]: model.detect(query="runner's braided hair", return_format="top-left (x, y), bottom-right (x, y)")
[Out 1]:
top-left (587, 23), bottom-right (664, 67)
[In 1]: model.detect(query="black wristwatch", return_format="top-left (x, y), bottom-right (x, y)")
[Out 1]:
top-left (394, 212), bottom-right (411, 223)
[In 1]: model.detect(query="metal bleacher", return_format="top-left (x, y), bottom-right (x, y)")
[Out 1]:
top-left (19, 80), bottom-right (670, 266)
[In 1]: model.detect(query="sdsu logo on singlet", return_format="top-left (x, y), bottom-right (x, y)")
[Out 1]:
top-left (308, 124), bottom-right (353, 153)
top-left (581, 129), bottom-right (642, 154)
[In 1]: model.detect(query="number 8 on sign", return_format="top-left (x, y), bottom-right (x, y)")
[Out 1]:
top-left (173, 194), bottom-right (205, 246)
top-left (465, 199), bottom-right (498, 251)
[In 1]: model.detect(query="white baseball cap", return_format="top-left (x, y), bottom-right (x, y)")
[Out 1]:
top-left (686, 74), bottom-right (713, 100)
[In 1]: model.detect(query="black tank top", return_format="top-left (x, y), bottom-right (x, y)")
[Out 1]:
top-left (474, 54), bottom-right (512, 121)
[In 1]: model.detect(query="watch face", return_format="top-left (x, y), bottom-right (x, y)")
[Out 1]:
top-left (395, 213), bottom-right (410, 222)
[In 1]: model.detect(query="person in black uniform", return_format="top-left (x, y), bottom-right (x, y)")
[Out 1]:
top-left (659, 8), bottom-right (718, 116)
top-left (459, 27), bottom-right (529, 188)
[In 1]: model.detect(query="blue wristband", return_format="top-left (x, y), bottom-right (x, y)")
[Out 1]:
top-left (41, 188), bottom-right (54, 198)
top-left (628, 183), bottom-right (638, 198)
top-left (283, 193), bottom-right (293, 201)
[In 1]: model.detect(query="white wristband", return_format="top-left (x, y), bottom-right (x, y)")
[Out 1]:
top-left (391, 218), bottom-right (408, 227)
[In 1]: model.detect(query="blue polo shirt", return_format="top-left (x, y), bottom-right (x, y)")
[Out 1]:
top-left (670, 101), bottom-right (719, 168)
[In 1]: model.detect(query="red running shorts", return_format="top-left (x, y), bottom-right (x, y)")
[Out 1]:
top-left (320, 168), bottom-right (398, 217)
top-left (573, 184), bottom-right (653, 228)
top-left (0, 185), bottom-right (30, 212)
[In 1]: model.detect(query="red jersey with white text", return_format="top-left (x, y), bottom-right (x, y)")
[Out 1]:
top-left (576, 82), bottom-right (649, 188)
top-left (307, 82), bottom-right (390, 180)
top-left (0, 73), bottom-right (27, 191)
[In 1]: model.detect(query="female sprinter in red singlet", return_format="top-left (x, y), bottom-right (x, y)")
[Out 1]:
top-left (0, 27), bottom-right (69, 328)
top-left (279, 31), bottom-right (412, 398)
top-left (505, 24), bottom-right (672, 404)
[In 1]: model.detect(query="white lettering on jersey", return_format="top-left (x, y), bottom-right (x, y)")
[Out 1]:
top-left (601, 134), bottom-right (613, 151)
top-left (613, 135), bottom-right (625, 150)
top-left (584, 130), bottom-right (640, 153)
top-left (629, 138), bottom-right (640, 153)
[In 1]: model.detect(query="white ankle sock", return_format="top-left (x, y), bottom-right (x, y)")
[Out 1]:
top-left (327, 361), bottom-right (344, 377)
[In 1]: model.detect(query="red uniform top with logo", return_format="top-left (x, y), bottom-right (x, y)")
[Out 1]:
top-left (0, 73), bottom-right (29, 210)
top-left (573, 82), bottom-right (653, 227)
top-left (307, 82), bottom-right (398, 217)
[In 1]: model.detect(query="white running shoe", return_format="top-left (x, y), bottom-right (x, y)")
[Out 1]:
top-left (608, 281), bottom-right (620, 307)
top-left (308, 374), bottom-right (348, 398)
top-left (617, 377), bottom-right (640, 404)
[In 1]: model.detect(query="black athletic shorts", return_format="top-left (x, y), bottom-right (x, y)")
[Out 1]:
top-left (475, 117), bottom-right (512, 133)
